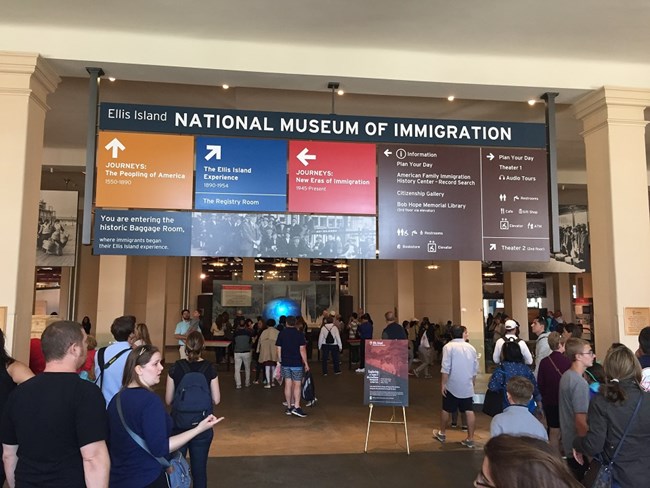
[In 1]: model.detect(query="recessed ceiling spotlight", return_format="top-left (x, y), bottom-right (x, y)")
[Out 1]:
top-left (447, 95), bottom-right (455, 102)
top-left (200, 273), bottom-right (206, 280)
top-left (527, 99), bottom-right (536, 106)
top-left (108, 77), bottom-right (116, 82)
top-left (337, 89), bottom-right (344, 96)
top-left (222, 84), bottom-right (230, 90)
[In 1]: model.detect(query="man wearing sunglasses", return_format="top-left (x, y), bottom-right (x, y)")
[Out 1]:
top-left (559, 338), bottom-right (593, 481)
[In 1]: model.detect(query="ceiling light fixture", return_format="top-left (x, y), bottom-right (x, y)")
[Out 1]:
top-left (222, 84), bottom-right (229, 90)
top-left (426, 264), bottom-right (439, 270)
top-left (527, 99), bottom-right (536, 106)
top-left (447, 95), bottom-right (455, 102)
top-left (337, 89), bottom-right (344, 96)
top-left (108, 77), bottom-right (116, 82)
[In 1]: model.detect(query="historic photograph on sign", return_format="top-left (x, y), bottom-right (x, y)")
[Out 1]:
top-left (36, 190), bottom-right (78, 267)
top-left (191, 212), bottom-right (376, 259)
top-left (503, 205), bottom-right (590, 273)
top-left (363, 340), bottom-right (409, 407)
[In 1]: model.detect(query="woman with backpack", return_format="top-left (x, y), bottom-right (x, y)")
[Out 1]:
top-left (318, 316), bottom-right (342, 375)
top-left (108, 344), bottom-right (221, 488)
top-left (165, 331), bottom-right (221, 488)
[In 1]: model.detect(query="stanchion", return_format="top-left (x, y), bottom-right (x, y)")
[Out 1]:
top-left (364, 403), bottom-right (410, 454)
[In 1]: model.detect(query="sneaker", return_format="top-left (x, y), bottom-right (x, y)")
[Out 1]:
top-left (450, 423), bottom-right (458, 428)
top-left (424, 375), bottom-right (432, 379)
top-left (264, 384), bottom-right (271, 389)
top-left (305, 398), bottom-right (317, 407)
top-left (236, 385), bottom-right (242, 389)
top-left (461, 425), bottom-right (468, 432)
top-left (282, 401), bottom-right (289, 407)
top-left (461, 439), bottom-right (475, 449)
top-left (253, 380), bottom-right (260, 385)
top-left (335, 371), bottom-right (342, 375)
top-left (433, 430), bottom-right (446, 443)
top-left (245, 383), bottom-right (251, 387)
top-left (291, 407), bottom-right (307, 418)
top-left (355, 368), bottom-right (365, 373)
top-left (285, 407), bottom-right (294, 416)
top-left (323, 373), bottom-right (328, 376)
top-left (412, 369), bottom-right (421, 378)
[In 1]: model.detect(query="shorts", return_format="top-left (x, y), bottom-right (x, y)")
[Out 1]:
top-left (442, 391), bottom-right (474, 413)
top-left (543, 404), bottom-right (560, 428)
top-left (281, 366), bottom-right (304, 381)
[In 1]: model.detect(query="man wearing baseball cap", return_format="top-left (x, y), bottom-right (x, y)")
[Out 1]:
top-left (492, 319), bottom-right (533, 365)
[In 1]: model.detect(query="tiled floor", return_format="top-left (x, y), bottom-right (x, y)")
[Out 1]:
top-left (174, 355), bottom-right (492, 487)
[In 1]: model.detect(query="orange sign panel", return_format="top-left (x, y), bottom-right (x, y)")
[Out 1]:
top-left (96, 131), bottom-right (194, 210)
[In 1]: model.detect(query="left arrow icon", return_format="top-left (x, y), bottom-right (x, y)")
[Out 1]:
top-left (105, 138), bottom-right (125, 158)
top-left (384, 149), bottom-right (392, 157)
top-left (297, 148), bottom-right (316, 167)
top-left (205, 145), bottom-right (222, 161)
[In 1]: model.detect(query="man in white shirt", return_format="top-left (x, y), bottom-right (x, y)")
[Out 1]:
top-left (434, 325), bottom-right (478, 448)
top-left (492, 319), bottom-right (533, 365)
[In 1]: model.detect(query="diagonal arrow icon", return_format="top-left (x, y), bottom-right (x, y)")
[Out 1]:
top-left (105, 138), bottom-right (125, 158)
top-left (297, 148), bottom-right (316, 167)
top-left (205, 145), bottom-right (222, 161)
top-left (489, 243), bottom-right (496, 250)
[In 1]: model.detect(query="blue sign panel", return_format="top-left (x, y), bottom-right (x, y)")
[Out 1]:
top-left (99, 103), bottom-right (546, 148)
top-left (94, 210), bottom-right (191, 256)
top-left (195, 137), bottom-right (287, 211)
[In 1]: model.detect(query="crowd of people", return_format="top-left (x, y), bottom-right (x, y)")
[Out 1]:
top-left (2, 308), bottom-right (650, 488)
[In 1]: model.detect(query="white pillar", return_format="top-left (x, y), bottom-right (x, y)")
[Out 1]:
top-left (573, 87), bottom-right (650, 353)
top-left (0, 52), bottom-right (59, 360)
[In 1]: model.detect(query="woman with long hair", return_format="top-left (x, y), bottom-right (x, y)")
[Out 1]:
top-left (165, 332), bottom-right (221, 488)
top-left (476, 435), bottom-right (581, 488)
top-left (131, 322), bottom-right (152, 347)
top-left (573, 345), bottom-right (650, 488)
top-left (107, 344), bottom-right (222, 488)
top-left (0, 330), bottom-right (34, 485)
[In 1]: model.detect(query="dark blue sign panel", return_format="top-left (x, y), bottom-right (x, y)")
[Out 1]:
top-left (94, 210), bottom-right (191, 256)
top-left (195, 137), bottom-right (287, 211)
top-left (100, 103), bottom-right (546, 148)
top-left (191, 212), bottom-right (376, 259)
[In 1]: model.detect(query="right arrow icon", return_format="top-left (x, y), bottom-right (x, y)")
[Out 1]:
top-left (487, 153), bottom-right (495, 161)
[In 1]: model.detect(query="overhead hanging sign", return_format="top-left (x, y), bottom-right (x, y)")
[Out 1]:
top-left (99, 102), bottom-right (546, 148)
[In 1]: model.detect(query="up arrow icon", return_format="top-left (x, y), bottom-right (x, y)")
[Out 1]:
top-left (105, 138), bottom-right (125, 158)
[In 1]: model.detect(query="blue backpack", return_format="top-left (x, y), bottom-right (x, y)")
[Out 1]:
top-left (171, 361), bottom-right (213, 431)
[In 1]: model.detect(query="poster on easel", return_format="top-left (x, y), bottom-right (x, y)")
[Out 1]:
top-left (363, 340), bottom-right (409, 407)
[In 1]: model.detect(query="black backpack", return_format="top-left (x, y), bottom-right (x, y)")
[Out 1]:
top-left (325, 326), bottom-right (335, 344)
top-left (171, 361), bottom-right (213, 431)
top-left (502, 337), bottom-right (524, 363)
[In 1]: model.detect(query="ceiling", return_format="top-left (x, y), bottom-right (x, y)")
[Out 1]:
top-left (6, 0), bottom-right (649, 200)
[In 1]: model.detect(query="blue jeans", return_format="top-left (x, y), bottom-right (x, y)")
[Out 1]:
top-left (321, 344), bottom-right (340, 374)
top-left (179, 428), bottom-right (213, 488)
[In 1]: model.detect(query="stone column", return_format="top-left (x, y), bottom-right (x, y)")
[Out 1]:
top-left (451, 261), bottom-right (485, 372)
top-left (0, 52), bottom-right (59, 360)
top-left (95, 255), bottom-right (128, 345)
top-left (573, 87), bottom-right (650, 353)
top-left (395, 261), bottom-right (415, 322)
top-left (297, 258), bottom-right (310, 282)
top-left (552, 273), bottom-right (573, 323)
top-left (504, 271), bottom-right (528, 339)
top-left (242, 257), bottom-right (255, 281)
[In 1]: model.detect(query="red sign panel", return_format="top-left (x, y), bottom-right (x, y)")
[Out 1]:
top-left (288, 141), bottom-right (376, 215)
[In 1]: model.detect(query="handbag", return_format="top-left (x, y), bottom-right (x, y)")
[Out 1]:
top-left (483, 365), bottom-right (506, 417)
top-left (117, 392), bottom-right (191, 488)
top-left (482, 388), bottom-right (504, 417)
top-left (581, 393), bottom-right (643, 488)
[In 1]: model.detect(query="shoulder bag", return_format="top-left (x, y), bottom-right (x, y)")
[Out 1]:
top-left (581, 393), bottom-right (643, 488)
top-left (116, 392), bottom-right (191, 488)
top-left (482, 365), bottom-right (505, 417)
